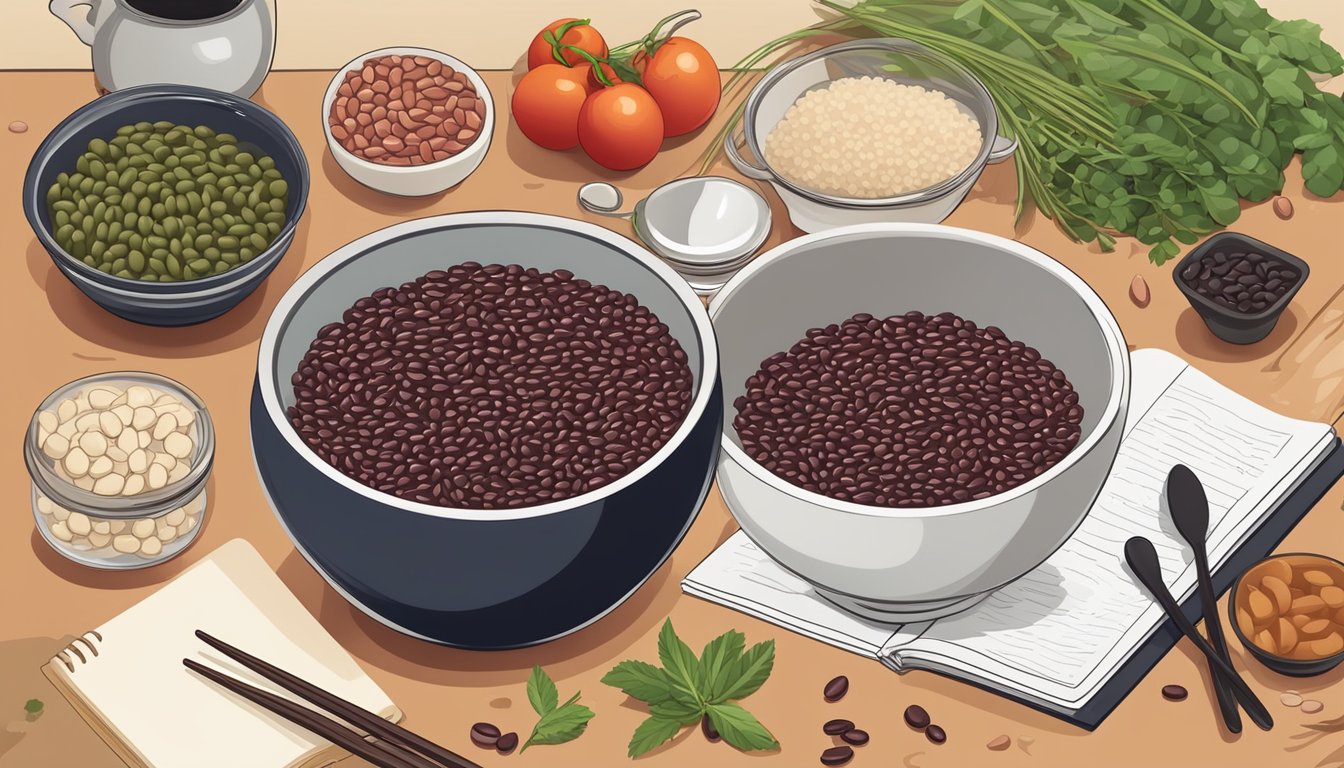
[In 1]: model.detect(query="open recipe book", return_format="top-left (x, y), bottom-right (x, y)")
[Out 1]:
top-left (42, 539), bottom-right (402, 768)
top-left (685, 349), bottom-right (1343, 728)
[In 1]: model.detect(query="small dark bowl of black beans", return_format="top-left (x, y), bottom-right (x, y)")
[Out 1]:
top-left (23, 84), bottom-right (309, 326)
top-left (251, 212), bottom-right (721, 649)
top-left (1173, 232), bottom-right (1309, 345)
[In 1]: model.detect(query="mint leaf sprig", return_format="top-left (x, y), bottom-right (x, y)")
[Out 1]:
top-left (521, 666), bottom-right (594, 752)
top-left (603, 620), bottom-right (778, 758)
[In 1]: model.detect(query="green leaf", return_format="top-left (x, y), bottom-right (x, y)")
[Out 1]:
top-left (527, 665), bottom-right (559, 715)
top-left (521, 699), bottom-right (594, 753)
top-left (627, 716), bottom-right (685, 758)
top-left (650, 697), bottom-right (704, 725)
top-left (23, 699), bottom-right (43, 716)
top-left (657, 620), bottom-right (702, 703)
top-left (706, 702), bottom-right (779, 752)
top-left (711, 640), bottom-right (775, 703)
top-left (601, 660), bottom-right (675, 704)
top-left (698, 629), bottom-right (745, 697)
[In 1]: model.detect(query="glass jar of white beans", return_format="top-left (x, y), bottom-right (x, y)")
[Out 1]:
top-left (24, 372), bottom-right (214, 569)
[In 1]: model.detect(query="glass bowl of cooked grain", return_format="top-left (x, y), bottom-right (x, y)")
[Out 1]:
top-left (725, 38), bottom-right (1016, 232)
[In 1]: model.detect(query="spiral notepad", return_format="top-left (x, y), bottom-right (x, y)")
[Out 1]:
top-left (42, 539), bottom-right (402, 768)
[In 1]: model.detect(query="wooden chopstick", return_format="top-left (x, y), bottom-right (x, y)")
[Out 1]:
top-left (194, 630), bottom-right (482, 768)
top-left (183, 658), bottom-right (443, 768)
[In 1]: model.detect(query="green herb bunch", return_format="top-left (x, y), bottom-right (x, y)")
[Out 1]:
top-left (709, 0), bottom-right (1344, 264)
top-left (603, 620), bottom-right (778, 757)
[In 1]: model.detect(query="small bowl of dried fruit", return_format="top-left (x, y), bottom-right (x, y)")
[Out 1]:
top-left (1229, 552), bottom-right (1344, 676)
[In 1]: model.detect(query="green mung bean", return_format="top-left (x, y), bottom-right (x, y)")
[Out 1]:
top-left (47, 121), bottom-right (290, 282)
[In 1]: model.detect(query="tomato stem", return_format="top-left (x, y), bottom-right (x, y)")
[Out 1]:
top-left (544, 18), bottom-right (593, 67)
top-left (640, 9), bottom-right (702, 58)
top-left (559, 44), bottom-right (616, 88)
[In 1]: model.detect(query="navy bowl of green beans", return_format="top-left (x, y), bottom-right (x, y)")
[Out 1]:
top-left (23, 85), bottom-right (309, 326)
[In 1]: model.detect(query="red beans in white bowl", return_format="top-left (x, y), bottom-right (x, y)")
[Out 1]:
top-left (710, 223), bottom-right (1129, 623)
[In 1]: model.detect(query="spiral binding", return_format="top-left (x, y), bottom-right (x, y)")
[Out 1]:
top-left (55, 630), bottom-right (103, 672)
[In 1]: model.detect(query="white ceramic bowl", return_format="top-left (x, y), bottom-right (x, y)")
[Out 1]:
top-left (322, 47), bottom-right (493, 197)
top-left (710, 224), bottom-right (1130, 622)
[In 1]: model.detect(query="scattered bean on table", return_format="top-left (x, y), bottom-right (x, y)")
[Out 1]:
top-left (823, 675), bottom-right (849, 702)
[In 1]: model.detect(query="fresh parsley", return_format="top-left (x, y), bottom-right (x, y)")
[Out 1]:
top-left (23, 698), bottom-right (43, 717)
top-left (603, 619), bottom-right (778, 757)
top-left (521, 666), bottom-right (594, 752)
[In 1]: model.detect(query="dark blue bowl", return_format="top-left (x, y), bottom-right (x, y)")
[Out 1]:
top-left (23, 84), bottom-right (310, 326)
top-left (251, 213), bottom-right (721, 648)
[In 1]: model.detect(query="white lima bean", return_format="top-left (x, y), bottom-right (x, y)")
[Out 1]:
top-left (35, 490), bottom-right (205, 560)
top-left (32, 380), bottom-right (205, 562)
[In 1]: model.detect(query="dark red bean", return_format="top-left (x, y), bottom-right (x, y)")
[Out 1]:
top-left (702, 714), bottom-right (720, 742)
top-left (903, 705), bottom-right (930, 730)
top-left (823, 718), bottom-right (855, 735)
top-left (470, 722), bottom-right (501, 747)
top-left (495, 732), bottom-right (519, 754)
top-left (820, 745), bottom-right (854, 765)
top-left (841, 729), bottom-right (869, 746)
top-left (926, 724), bottom-right (947, 745)
top-left (823, 675), bottom-right (849, 702)
top-left (1162, 685), bottom-right (1188, 701)
top-left (288, 263), bottom-right (694, 509)
top-left (733, 311), bottom-right (1082, 507)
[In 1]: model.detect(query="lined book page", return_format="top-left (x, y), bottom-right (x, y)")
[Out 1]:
top-left (901, 351), bottom-right (1333, 709)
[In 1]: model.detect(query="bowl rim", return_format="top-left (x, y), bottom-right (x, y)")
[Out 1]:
top-left (709, 222), bottom-right (1131, 519)
top-left (320, 46), bottom-right (495, 176)
top-left (1226, 551), bottom-right (1344, 669)
top-left (22, 83), bottom-right (310, 292)
top-left (741, 38), bottom-right (1000, 209)
top-left (255, 211), bottom-right (720, 522)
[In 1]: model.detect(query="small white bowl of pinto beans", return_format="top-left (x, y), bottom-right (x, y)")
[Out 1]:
top-left (322, 47), bottom-right (493, 197)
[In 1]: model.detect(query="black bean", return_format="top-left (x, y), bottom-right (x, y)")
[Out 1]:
top-left (904, 705), bottom-right (930, 730)
top-left (288, 264), bottom-right (693, 509)
top-left (823, 675), bottom-right (849, 702)
top-left (733, 311), bottom-right (1082, 508)
top-left (470, 722), bottom-right (501, 747)
top-left (823, 718), bottom-right (855, 735)
top-left (495, 732), bottom-right (519, 754)
top-left (1162, 685), bottom-right (1188, 701)
top-left (841, 729), bottom-right (869, 746)
top-left (926, 724), bottom-right (947, 745)
top-left (702, 714), bottom-right (720, 742)
top-left (1180, 250), bottom-right (1299, 314)
top-left (821, 746), bottom-right (854, 765)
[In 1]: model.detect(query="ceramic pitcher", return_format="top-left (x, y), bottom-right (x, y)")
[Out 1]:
top-left (50, 0), bottom-right (275, 97)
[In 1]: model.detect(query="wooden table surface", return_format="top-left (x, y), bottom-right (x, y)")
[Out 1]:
top-left (5, 70), bottom-right (1344, 768)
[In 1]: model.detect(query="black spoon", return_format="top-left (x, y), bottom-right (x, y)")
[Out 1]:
top-left (1167, 464), bottom-right (1241, 733)
top-left (1124, 536), bottom-right (1273, 731)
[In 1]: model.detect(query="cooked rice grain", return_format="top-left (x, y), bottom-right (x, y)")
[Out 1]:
top-left (763, 77), bottom-right (982, 199)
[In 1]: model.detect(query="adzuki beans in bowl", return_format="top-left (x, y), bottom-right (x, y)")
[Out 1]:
top-left (287, 263), bottom-right (694, 510)
top-left (328, 54), bottom-right (486, 166)
top-left (732, 310), bottom-right (1083, 508)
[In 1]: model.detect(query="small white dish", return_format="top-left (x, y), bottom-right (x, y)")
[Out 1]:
top-left (579, 177), bottom-right (771, 295)
top-left (321, 46), bottom-right (494, 197)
